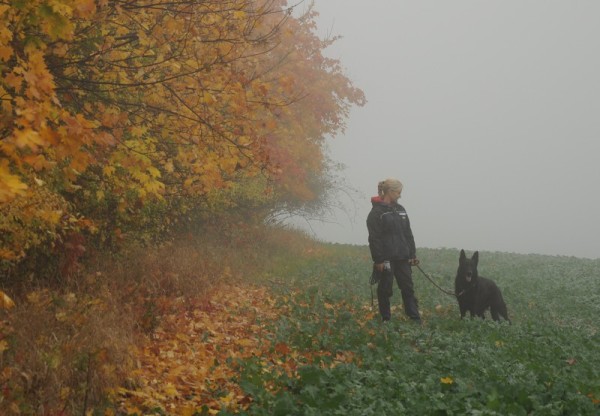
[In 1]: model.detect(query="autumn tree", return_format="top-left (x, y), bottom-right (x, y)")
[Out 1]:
top-left (0, 0), bottom-right (364, 272)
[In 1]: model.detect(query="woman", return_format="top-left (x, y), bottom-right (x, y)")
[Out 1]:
top-left (366, 178), bottom-right (421, 323)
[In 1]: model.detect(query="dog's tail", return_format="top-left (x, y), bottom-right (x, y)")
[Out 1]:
top-left (495, 301), bottom-right (511, 324)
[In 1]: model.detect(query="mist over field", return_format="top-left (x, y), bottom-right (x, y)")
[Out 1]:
top-left (291, 1), bottom-right (600, 260)
top-left (6, 2), bottom-right (600, 414)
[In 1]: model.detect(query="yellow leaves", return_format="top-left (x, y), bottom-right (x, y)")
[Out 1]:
top-left (13, 128), bottom-right (45, 150)
top-left (129, 125), bottom-right (147, 138)
top-left (142, 179), bottom-right (164, 197)
top-left (0, 45), bottom-right (13, 61)
top-left (0, 159), bottom-right (28, 202)
top-left (147, 166), bottom-right (161, 179)
top-left (4, 70), bottom-right (23, 95)
top-left (104, 137), bottom-right (166, 200)
top-left (163, 160), bottom-right (174, 173)
top-left (201, 92), bottom-right (217, 105)
top-left (439, 375), bottom-right (457, 392)
top-left (39, 209), bottom-right (63, 225)
top-left (63, 113), bottom-right (97, 137)
top-left (161, 19), bottom-right (180, 41)
top-left (38, 0), bottom-right (75, 41)
top-left (103, 165), bottom-right (116, 177)
top-left (0, 184), bottom-right (73, 260)
top-left (233, 10), bottom-right (247, 20)
top-left (26, 290), bottom-right (49, 306)
top-left (55, 311), bottom-right (68, 322)
top-left (0, 0), bottom-right (364, 261)
top-left (115, 284), bottom-right (360, 415)
top-left (0, 248), bottom-right (20, 261)
top-left (0, 4), bottom-right (10, 18)
top-left (115, 284), bottom-right (279, 414)
top-left (21, 50), bottom-right (56, 100)
top-left (23, 154), bottom-right (53, 171)
top-left (0, 290), bottom-right (15, 310)
top-left (129, 166), bottom-right (164, 199)
top-left (0, 8), bottom-right (14, 53)
top-left (51, 41), bottom-right (69, 57)
top-left (440, 376), bottom-right (454, 385)
top-left (47, 0), bottom-right (73, 17)
top-left (163, 382), bottom-right (179, 398)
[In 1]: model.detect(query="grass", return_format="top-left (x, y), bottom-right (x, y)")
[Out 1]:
top-left (1, 228), bottom-right (599, 415)
top-left (232, 244), bottom-right (600, 415)
top-left (0, 224), bottom-right (320, 415)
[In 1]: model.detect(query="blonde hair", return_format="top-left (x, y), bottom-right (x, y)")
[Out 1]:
top-left (378, 178), bottom-right (403, 197)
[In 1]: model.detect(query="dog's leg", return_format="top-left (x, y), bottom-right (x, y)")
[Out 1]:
top-left (458, 301), bottom-right (468, 319)
top-left (473, 301), bottom-right (487, 320)
top-left (490, 307), bottom-right (500, 321)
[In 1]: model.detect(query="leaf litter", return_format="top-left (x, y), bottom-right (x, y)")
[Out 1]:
top-left (112, 284), bottom-right (278, 414)
top-left (112, 283), bottom-right (354, 415)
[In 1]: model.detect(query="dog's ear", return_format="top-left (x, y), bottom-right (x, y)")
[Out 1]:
top-left (459, 249), bottom-right (466, 261)
top-left (472, 251), bottom-right (479, 266)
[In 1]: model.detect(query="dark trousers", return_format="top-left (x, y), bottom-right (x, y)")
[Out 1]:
top-left (377, 259), bottom-right (420, 321)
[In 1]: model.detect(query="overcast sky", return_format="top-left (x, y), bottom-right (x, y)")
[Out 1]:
top-left (290, 1), bottom-right (600, 259)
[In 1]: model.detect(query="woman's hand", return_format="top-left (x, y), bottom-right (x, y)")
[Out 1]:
top-left (374, 262), bottom-right (385, 272)
top-left (409, 258), bottom-right (420, 266)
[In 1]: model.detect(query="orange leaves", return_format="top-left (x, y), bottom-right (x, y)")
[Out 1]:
top-left (115, 281), bottom-right (361, 414)
top-left (0, 282), bottom-right (136, 414)
top-left (13, 129), bottom-right (45, 150)
top-left (115, 284), bottom-right (279, 414)
top-left (0, 290), bottom-right (15, 310)
top-left (0, 160), bottom-right (28, 202)
top-left (73, 0), bottom-right (97, 19)
top-left (22, 50), bottom-right (56, 101)
top-left (0, 44), bottom-right (12, 61)
top-left (0, 183), bottom-right (75, 261)
top-left (274, 341), bottom-right (292, 355)
top-left (0, 5), bottom-right (14, 66)
top-left (1, 0), bottom-right (364, 265)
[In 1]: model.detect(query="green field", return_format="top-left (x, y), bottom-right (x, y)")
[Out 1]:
top-left (234, 245), bottom-right (600, 415)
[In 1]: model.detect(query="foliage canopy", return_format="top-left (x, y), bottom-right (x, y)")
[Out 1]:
top-left (0, 0), bottom-right (365, 267)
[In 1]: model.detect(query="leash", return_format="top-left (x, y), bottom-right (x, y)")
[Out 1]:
top-left (370, 263), bottom-right (462, 307)
top-left (415, 264), bottom-right (459, 297)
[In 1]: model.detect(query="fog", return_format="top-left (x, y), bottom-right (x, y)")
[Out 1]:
top-left (291, 1), bottom-right (600, 259)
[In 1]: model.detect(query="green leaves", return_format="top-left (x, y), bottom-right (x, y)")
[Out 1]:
top-left (232, 246), bottom-right (600, 415)
top-left (37, 3), bottom-right (73, 41)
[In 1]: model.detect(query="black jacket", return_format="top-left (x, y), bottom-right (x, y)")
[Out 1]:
top-left (366, 196), bottom-right (416, 263)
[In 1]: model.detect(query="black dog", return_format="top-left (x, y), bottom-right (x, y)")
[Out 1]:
top-left (455, 249), bottom-right (510, 323)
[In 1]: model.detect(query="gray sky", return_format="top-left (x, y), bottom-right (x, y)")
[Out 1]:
top-left (291, 1), bottom-right (600, 259)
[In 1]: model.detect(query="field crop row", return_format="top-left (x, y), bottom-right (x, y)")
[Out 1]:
top-left (229, 245), bottom-right (600, 415)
